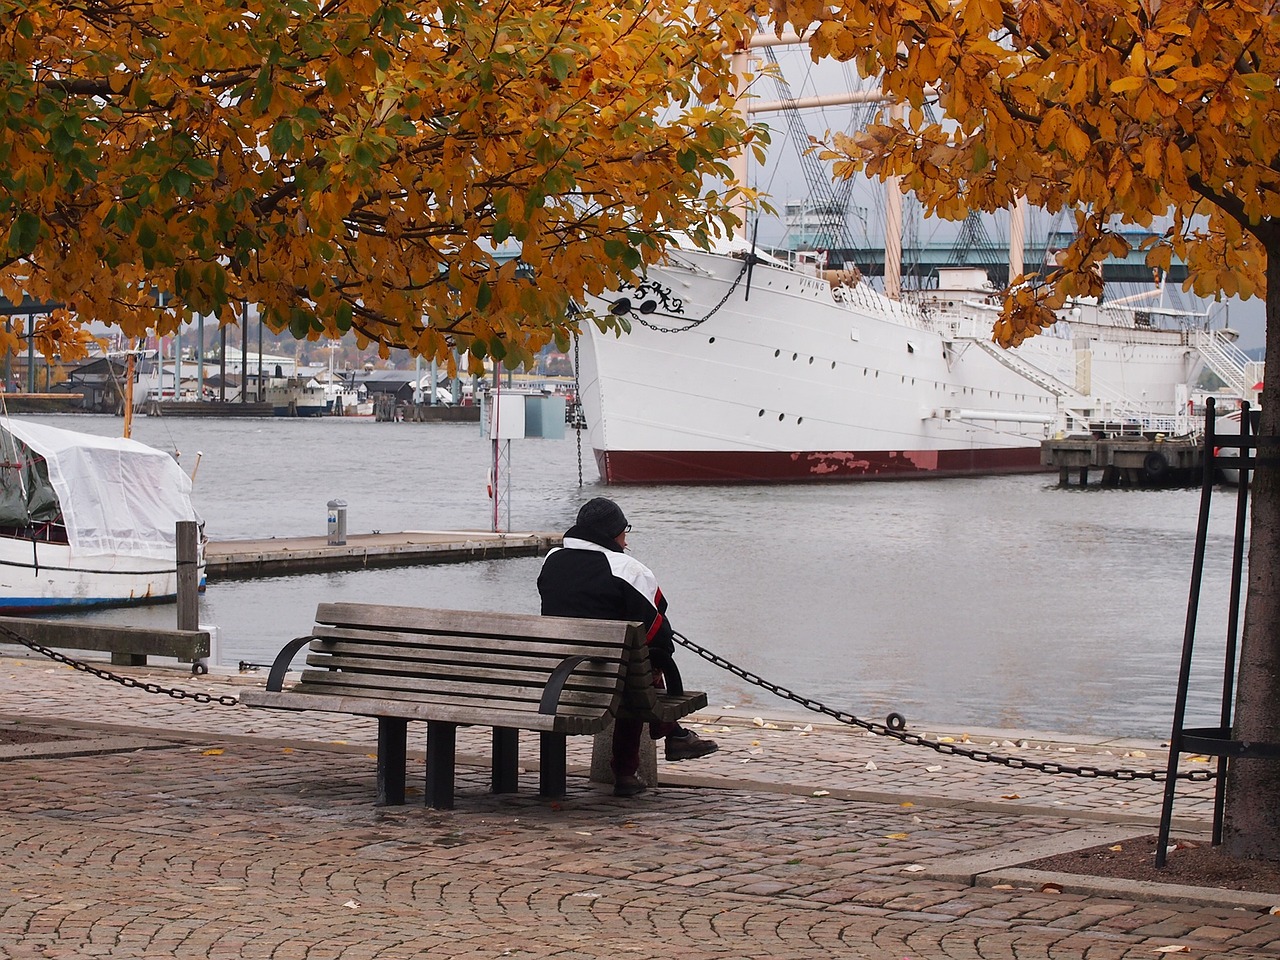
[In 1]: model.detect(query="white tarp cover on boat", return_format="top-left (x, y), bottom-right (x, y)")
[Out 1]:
top-left (1, 420), bottom-right (198, 560)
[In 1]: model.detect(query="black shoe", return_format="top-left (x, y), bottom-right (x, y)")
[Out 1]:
top-left (665, 731), bottom-right (719, 761)
top-left (613, 774), bottom-right (647, 797)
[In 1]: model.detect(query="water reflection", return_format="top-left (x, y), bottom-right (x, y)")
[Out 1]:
top-left (18, 413), bottom-right (1242, 738)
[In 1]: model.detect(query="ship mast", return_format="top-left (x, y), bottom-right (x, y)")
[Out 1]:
top-left (123, 339), bottom-right (135, 439)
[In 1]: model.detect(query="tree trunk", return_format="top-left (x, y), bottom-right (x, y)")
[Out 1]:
top-left (1221, 236), bottom-right (1280, 859)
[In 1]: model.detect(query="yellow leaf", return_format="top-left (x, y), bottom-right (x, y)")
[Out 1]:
top-left (201, 748), bottom-right (225, 756)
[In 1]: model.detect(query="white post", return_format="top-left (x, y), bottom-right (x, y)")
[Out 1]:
top-left (1009, 195), bottom-right (1028, 283)
top-left (883, 104), bottom-right (904, 300)
top-left (729, 48), bottom-right (752, 240)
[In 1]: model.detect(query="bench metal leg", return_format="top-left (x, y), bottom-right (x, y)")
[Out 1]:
top-left (425, 720), bottom-right (457, 810)
top-left (492, 727), bottom-right (519, 794)
top-left (376, 717), bottom-right (408, 806)
top-left (539, 732), bottom-right (568, 799)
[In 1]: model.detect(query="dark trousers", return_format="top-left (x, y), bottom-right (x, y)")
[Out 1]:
top-left (611, 668), bottom-right (679, 778)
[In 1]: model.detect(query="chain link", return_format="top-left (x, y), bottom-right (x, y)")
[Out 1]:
top-left (634, 257), bottom-right (752, 333)
top-left (673, 631), bottom-right (1216, 784)
top-left (0, 623), bottom-right (241, 707)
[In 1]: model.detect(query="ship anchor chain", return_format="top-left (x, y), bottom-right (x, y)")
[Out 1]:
top-left (672, 631), bottom-right (1216, 783)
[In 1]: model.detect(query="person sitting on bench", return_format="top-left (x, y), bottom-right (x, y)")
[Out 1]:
top-left (537, 497), bottom-right (719, 797)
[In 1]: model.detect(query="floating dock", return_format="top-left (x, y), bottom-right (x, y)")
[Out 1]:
top-left (204, 530), bottom-right (560, 580)
top-left (1040, 435), bottom-right (1205, 487)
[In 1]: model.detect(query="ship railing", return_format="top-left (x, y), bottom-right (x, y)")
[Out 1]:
top-left (837, 282), bottom-right (933, 331)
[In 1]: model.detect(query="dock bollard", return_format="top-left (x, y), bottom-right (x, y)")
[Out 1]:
top-left (327, 498), bottom-right (348, 545)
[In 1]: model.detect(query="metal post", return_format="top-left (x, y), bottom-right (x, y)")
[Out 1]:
top-left (240, 301), bottom-right (248, 403)
top-left (176, 520), bottom-right (199, 633)
top-left (1156, 397), bottom-right (1218, 866)
top-left (197, 313), bottom-right (205, 401)
top-left (219, 324), bottom-right (227, 402)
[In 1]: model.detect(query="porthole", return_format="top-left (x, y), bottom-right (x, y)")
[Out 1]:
top-left (777, 413), bottom-right (785, 421)
top-left (774, 349), bottom-right (781, 357)
top-left (808, 357), bottom-right (814, 364)
top-left (758, 409), bottom-right (765, 417)
top-left (792, 353), bottom-right (798, 361)
top-left (797, 417), bottom-right (804, 425)
top-left (708, 337), bottom-right (716, 344)
top-left (830, 362), bottom-right (836, 370)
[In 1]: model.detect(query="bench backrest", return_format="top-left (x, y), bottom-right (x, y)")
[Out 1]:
top-left (293, 603), bottom-right (644, 733)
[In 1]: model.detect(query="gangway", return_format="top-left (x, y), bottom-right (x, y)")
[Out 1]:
top-left (1193, 329), bottom-right (1263, 402)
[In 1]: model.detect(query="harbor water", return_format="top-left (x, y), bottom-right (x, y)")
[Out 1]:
top-left (15, 412), bottom-right (1244, 740)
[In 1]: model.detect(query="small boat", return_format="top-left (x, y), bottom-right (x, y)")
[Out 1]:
top-left (0, 420), bottom-right (206, 612)
top-left (265, 376), bottom-right (328, 417)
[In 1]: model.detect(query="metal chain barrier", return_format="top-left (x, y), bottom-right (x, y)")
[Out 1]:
top-left (673, 631), bottom-right (1217, 783)
top-left (0, 614), bottom-right (1219, 783)
top-left (0, 623), bottom-right (241, 707)
top-left (634, 257), bottom-right (751, 333)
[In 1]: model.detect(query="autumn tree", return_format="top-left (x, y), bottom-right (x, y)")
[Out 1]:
top-left (762, 0), bottom-right (1280, 857)
top-left (0, 0), bottom-right (767, 370)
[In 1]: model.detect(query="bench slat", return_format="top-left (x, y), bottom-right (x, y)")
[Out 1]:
top-left (290, 680), bottom-right (613, 720)
top-left (301, 653), bottom-right (624, 690)
top-left (316, 603), bottom-right (634, 645)
top-left (239, 688), bottom-right (609, 735)
top-left (303, 644), bottom-right (625, 677)
top-left (295, 668), bottom-right (621, 710)
top-left (311, 626), bottom-right (630, 660)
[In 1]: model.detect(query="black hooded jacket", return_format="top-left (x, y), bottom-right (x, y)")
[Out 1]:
top-left (537, 523), bottom-right (677, 662)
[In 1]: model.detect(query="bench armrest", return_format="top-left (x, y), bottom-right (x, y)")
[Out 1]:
top-left (538, 655), bottom-right (607, 716)
top-left (265, 635), bottom-right (321, 691)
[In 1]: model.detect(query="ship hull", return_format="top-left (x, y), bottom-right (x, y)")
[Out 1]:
top-left (595, 445), bottom-right (1044, 484)
top-left (580, 246), bottom-right (1202, 485)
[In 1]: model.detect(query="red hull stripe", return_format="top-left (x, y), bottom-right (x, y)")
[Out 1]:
top-left (597, 447), bottom-right (1046, 484)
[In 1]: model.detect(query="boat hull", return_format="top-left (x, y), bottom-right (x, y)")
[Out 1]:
top-left (596, 445), bottom-right (1043, 484)
top-left (581, 247), bottom-right (1201, 484)
top-left (0, 538), bottom-right (207, 613)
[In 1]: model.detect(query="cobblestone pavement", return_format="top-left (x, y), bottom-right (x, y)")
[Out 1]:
top-left (1, 650), bottom-right (1276, 960)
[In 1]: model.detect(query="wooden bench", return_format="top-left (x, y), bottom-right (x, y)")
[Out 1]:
top-left (238, 603), bottom-right (707, 808)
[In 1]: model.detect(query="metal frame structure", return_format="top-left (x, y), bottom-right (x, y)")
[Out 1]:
top-left (1156, 396), bottom-right (1280, 865)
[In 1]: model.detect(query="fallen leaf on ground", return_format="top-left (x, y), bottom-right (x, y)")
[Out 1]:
top-left (925, 765), bottom-right (943, 773)
top-left (201, 748), bottom-right (224, 756)
top-left (752, 717), bottom-right (765, 726)
top-left (886, 832), bottom-right (909, 840)
top-left (1039, 882), bottom-right (1062, 894)
top-left (1000, 794), bottom-right (1022, 800)
top-left (1152, 946), bottom-right (1190, 954)
top-left (343, 900), bottom-right (359, 909)
top-left (1109, 844), bottom-right (1123, 852)
top-left (812, 790), bottom-right (830, 797)
top-left (902, 864), bottom-right (925, 872)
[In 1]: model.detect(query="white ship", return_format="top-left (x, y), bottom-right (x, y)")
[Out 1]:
top-left (577, 237), bottom-right (1238, 484)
